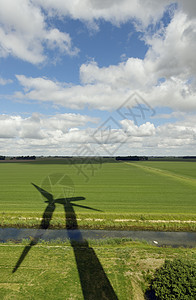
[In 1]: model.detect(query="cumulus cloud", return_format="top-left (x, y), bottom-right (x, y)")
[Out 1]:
top-left (80, 59), bottom-right (154, 88)
top-left (33, 0), bottom-right (196, 30)
top-left (0, 0), bottom-right (79, 64)
top-left (78, 10), bottom-right (196, 111)
top-left (15, 74), bottom-right (130, 110)
top-left (121, 120), bottom-right (156, 136)
top-left (0, 112), bottom-right (195, 156)
top-left (1, 1), bottom-right (196, 156)
top-left (0, 0), bottom-right (195, 66)
top-left (0, 113), bottom-right (98, 139)
top-left (0, 77), bottom-right (12, 85)
top-left (0, 115), bottom-right (20, 138)
top-left (34, 0), bottom-right (172, 28)
top-left (15, 67), bottom-right (196, 113)
top-left (11, 4), bottom-right (196, 112)
top-left (119, 114), bottom-right (196, 156)
top-left (178, 0), bottom-right (196, 19)
top-left (146, 11), bottom-right (196, 79)
top-left (147, 77), bottom-right (196, 111)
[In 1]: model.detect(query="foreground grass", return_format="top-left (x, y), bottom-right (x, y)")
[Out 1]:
top-left (0, 239), bottom-right (196, 299)
top-left (0, 160), bottom-right (195, 231)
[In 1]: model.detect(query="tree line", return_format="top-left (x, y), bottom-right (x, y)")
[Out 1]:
top-left (116, 156), bottom-right (148, 161)
top-left (10, 156), bottom-right (36, 160)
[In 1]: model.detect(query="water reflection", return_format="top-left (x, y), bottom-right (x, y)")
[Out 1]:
top-left (1, 228), bottom-right (195, 248)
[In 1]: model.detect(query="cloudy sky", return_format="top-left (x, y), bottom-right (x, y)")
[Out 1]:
top-left (0, 0), bottom-right (196, 156)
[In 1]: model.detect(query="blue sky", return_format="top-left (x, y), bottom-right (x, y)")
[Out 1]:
top-left (0, 0), bottom-right (196, 156)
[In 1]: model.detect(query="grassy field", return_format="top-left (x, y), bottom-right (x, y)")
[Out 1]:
top-left (0, 160), bottom-right (196, 299)
top-left (0, 239), bottom-right (196, 299)
top-left (0, 159), bottom-right (196, 231)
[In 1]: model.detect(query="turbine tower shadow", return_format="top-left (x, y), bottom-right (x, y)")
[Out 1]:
top-left (13, 183), bottom-right (118, 299)
top-left (12, 184), bottom-right (56, 273)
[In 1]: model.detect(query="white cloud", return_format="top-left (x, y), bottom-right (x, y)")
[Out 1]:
top-left (1, 1), bottom-right (196, 156)
top-left (0, 0), bottom-right (79, 64)
top-left (121, 120), bottom-right (156, 137)
top-left (178, 0), bottom-right (196, 19)
top-left (26, 0), bottom-right (196, 37)
top-left (0, 113), bottom-right (98, 139)
top-left (15, 57), bottom-right (196, 112)
top-left (14, 9), bottom-right (195, 112)
top-left (0, 77), bottom-right (12, 85)
top-left (0, 112), bottom-right (195, 156)
top-left (15, 74), bottom-right (131, 110)
top-left (34, 0), bottom-right (172, 28)
top-left (80, 59), bottom-right (154, 88)
top-left (0, 0), bottom-right (195, 66)
top-left (0, 115), bottom-right (20, 138)
top-left (146, 77), bottom-right (196, 111)
top-left (78, 10), bottom-right (196, 112)
top-left (146, 11), bottom-right (196, 79)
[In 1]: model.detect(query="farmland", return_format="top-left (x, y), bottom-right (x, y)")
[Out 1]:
top-left (0, 159), bottom-right (196, 231)
top-left (0, 159), bottom-right (196, 299)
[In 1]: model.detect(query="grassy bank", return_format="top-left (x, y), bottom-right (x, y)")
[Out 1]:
top-left (1, 211), bottom-right (196, 231)
top-left (0, 239), bottom-right (196, 299)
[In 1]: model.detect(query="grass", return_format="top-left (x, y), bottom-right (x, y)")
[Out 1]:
top-left (1, 159), bottom-right (196, 298)
top-left (0, 160), bottom-right (196, 231)
top-left (0, 239), bottom-right (196, 299)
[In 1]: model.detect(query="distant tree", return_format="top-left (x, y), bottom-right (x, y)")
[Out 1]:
top-left (116, 156), bottom-right (148, 161)
top-left (16, 156), bottom-right (36, 160)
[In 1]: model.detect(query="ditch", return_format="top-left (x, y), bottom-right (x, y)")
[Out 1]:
top-left (0, 227), bottom-right (196, 248)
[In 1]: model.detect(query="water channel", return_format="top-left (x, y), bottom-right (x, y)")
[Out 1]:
top-left (0, 228), bottom-right (196, 248)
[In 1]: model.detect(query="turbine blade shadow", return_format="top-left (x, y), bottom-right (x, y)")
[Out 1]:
top-left (31, 183), bottom-right (53, 203)
top-left (55, 197), bottom-right (86, 205)
top-left (12, 184), bottom-right (55, 273)
top-left (69, 197), bottom-right (86, 202)
top-left (12, 238), bottom-right (39, 273)
top-left (72, 203), bottom-right (102, 212)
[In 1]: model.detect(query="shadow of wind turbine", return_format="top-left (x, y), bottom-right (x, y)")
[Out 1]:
top-left (12, 183), bottom-right (55, 273)
top-left (12, 183), bottom-right (119, 299)
top-left (61, 197), bottom-right (118, 299)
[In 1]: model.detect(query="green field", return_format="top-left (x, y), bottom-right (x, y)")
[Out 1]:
top-left (1, 239), bottom-right (196, 299)
top-left (0, 160), bottom-right (196, 299)
top-left (0, 160), bottom-right (196, 231)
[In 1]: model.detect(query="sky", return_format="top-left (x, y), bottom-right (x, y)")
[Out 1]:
top-left (0, 0), bottom-right (196, 156)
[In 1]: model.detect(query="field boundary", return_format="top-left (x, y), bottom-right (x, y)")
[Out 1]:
top-left (124, 162), bottom-right (196, 187)
top-left (1, 215), bottom-right (196, 231)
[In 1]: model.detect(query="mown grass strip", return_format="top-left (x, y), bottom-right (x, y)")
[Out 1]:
top-left (125, 162), bottom-right (196, 187)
